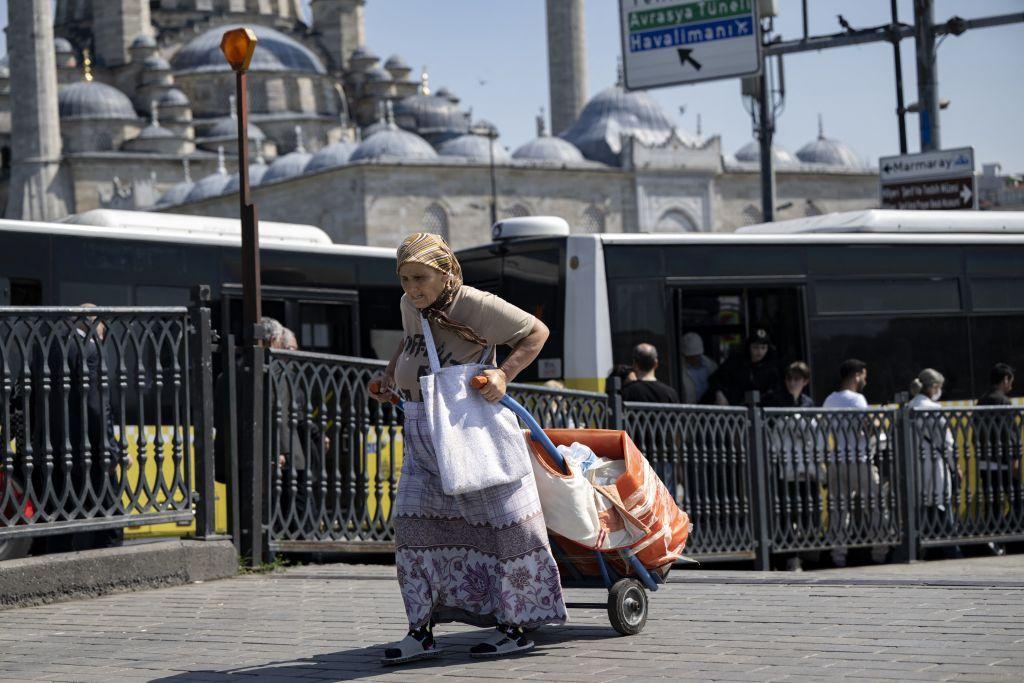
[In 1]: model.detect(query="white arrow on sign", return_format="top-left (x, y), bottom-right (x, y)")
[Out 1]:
top-left (960, 185), bottom-right (973, 204)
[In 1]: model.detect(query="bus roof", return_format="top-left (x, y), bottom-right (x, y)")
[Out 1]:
top-left (1, 213), bottom-right (396, 259)
top-left (735, 209), bottom-right (1024, 234)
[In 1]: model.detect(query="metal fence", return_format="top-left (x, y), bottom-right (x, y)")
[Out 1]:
top-left (762, 407), bottom-right (903, 558)
top-left (623, 403), bottom-right (755, 559)
top-left (263, 348), bottom-right (397, 552)
top-left (0, 306), bottom-right (210, 556)
top-left (908, 406), bottom-right (1024, 547)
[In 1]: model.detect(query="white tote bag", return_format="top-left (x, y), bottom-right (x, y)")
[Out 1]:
top-left (418, 315), bottom-right (532, 495)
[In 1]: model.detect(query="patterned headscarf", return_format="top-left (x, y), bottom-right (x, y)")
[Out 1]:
top-left (397, 232), bottom-right (488, 346)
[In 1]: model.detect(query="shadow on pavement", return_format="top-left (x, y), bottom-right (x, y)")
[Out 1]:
top-left (149, 624), bottom-right (617, 681)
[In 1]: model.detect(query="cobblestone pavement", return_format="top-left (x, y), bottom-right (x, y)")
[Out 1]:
top-left (1, 555), bottom-right (1023, 682)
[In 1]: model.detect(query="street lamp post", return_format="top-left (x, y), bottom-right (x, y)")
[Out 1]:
top-left (221, 27), bottom-right (266, 566)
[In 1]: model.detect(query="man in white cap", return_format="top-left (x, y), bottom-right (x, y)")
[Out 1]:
top-left (680, 332), bottom-right (717, 404)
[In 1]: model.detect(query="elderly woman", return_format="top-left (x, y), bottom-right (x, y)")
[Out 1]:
top-left (908, 368), bottom-right (960, 541)
top-left (370, 233), bottom-right (566, 665)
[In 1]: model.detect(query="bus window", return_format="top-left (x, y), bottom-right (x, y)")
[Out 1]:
top-left (8, 278), bottom-right (42, 306)
top-left (298, 301), bottom-right (356, 355)
top-left (970, 316), bottom-right (1024, 397)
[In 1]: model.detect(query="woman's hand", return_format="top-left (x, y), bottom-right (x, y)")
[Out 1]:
top-left (368, 370), bottom-right (396, 403)
top-left (476, 368), bottom-right (507, 403)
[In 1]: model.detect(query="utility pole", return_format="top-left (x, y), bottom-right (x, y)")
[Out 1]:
top-left (756, 70), bottom-right (776, 223)
top-left (913, 0), bottom-right (940, 151)
top-left (889, 0), bottom-right (909, 155)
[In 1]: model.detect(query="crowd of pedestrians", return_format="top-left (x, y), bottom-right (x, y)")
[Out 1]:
top-left (611, 330), bottom-right (1020, 567)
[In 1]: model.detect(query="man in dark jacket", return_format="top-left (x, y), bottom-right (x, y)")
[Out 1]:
top-left (974, 363), bottom-right (1018, 555)
top-left (707, 328), bottom-right (781, 405)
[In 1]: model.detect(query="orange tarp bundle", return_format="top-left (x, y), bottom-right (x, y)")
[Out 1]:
top-left (526, 428), bottom-right (691, 573)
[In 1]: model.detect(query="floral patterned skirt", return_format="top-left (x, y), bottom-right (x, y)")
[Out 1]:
top-left (394, 402), bottom-right (567, 630)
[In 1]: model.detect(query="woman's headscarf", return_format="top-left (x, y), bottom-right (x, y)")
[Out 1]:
top-left (397, 232), bottom-right (487, 346)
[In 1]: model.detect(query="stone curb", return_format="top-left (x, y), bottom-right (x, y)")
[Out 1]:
top-left (0, 539), bottom-right (238, 610)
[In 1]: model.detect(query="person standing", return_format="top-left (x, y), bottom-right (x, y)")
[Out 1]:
top-left (822, 359), bottom-right (884, 567)
top-left (908, 369), bottom-right (961, 557)
top-left (679, 332), bottom-right (717, 404)
top-left (707, 328), bottom-right (780, 406)
top-left (621, 343), bottom-right (679, 403)
top-left (370, 233), bottom-right (566, 664)
top-left (975, 363), bottom-right (1019, 556)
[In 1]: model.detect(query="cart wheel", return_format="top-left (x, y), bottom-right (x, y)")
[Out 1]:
top-left (607, 578), bottom-right (648, 636)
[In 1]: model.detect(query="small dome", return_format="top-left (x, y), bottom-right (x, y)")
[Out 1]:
top-left (560, 83), bottom-right (682, 166)
top-left (365, 65), bottom-right (393, 82)
top-left (435, 86), bottom-right (459, 104)
top-left (201, 117), bottom-right (265, 141)
top-left (734, 140), bottom-right (798, 167)
top-left (143, 55), bottom-right (170, 71)
top-left (185, 169), bottom-right (230, 203)
top-left (54, 37), bottom-right (74, 54)
top-left (131, 34), bottom-right (157, 49)
top-left (384, 54), bottom-right (408, 70)
top-left (261, 148), bottom-right (313, 184)
top-left (471, 119), bottom-right (499, 136)
top-left (172, 24), bottom-right (326, 75)
top-left (796, 120), bottom-right (862, 168)
top-left (58, 81), bottom-right (138, 120)
top-left (438, 133), bottom-right (509, 162)
top-left (136, 123), bottom-right (175, 140)
top-left (362, 119), bottom-right (388, 138)
top-left (225, 159), bottom-right (269, 194)
top-left (393, 93), bottom-right (469, 136)
top-left (350, 124), bottom-right (438, 162)
top-left (512, 136), bottom-right (584, 163)
top-left (158, 88), bottom-right (190, 107)
top-left (348, 46), bottom-right (379, 66)
top-left (305, 140), bottom-right (357, 173)
top-left (157, 179), bottom-right (195, 207)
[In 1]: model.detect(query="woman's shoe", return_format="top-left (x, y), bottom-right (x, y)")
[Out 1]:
top-left (381, 625), bottom-right (442, 666)
top-left (469, 625), bottom-right (535, 659)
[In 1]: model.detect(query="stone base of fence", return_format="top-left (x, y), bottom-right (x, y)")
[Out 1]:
top-left (0, 539), bottom-right (237, 610)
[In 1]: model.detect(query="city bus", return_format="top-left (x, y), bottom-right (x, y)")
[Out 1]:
top-left (457, 211), bottom-right (1024, 405)
top-left (0, 209), bottom-right (403, 358)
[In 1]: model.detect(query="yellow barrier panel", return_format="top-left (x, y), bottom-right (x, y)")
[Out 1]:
top-left (363, 426), bottom-right (403, 521)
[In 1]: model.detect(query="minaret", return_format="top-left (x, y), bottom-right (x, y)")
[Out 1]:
top-left (311, 0), bottom-right (367, 71)
top-left (546, 0), bottom-right (587, 136)
top-left (5, 0), bottom-right (74, 220)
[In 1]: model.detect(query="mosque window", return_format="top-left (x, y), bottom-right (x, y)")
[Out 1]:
top-left (422, 203), bottom-right (449, 239)
top-left (655, 208), bottom-right (697, 233)
top-left (298, 78), bottom-right (316, 114)
top-left (265, 78), bottom-right (287, 113)
top-left (580, 205), bottom-right (605, 234)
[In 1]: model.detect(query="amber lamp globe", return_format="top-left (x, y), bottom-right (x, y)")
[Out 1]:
top-left (220, 28), bottom-right (257, 72)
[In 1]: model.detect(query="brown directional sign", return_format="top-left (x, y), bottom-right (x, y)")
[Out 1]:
top-left (879, 147), bottom-right (976, 211)
top-left (880, 176), bottom-right (975, 210)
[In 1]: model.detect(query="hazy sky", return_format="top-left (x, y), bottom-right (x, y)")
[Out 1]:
top-left (2, 1), bottom-right (1022, 172)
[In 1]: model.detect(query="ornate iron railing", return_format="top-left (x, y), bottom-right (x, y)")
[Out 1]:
top-left (0, 307), bottom-right (198, 550)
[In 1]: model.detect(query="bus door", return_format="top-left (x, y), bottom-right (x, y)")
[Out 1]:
top-left (221, 284), bottom-right (360, 356)
top-left (671, 281), bottom-right (809, 381)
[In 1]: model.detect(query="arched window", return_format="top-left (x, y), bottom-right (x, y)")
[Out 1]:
top-left (505, 203), bottom-right (530, 218)
top-left (580, 205), bottom-right (605, 233)
top-left (421, 202), bottom-right (449, 239)
top-left (654, 208), bottom-right (697, 233)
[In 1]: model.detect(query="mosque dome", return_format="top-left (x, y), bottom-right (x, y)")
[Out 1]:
top-left (185, 167), bottom-right (230, 203)
top-left (136, 123), bottom-right (175, 140)
top-left (171, 24), bottom-right (326, 75)
top-left (58, 81), bottom-right (138, 120)
top-left (560, 83), bottom-right (681, 166)
top-left (361, 119), bottom-right (388, 138)
top-left (393, 93), bottom-right (469, 137)
top-left (201, 116), bottom-right (265, 141)
top-left (54, 37), bottom-right (74, 54)
top-left (438, 133), bottom-right (510, 162)
top-left (305, 140), bottom-right (357, 173)
top-left (435, 86), bottom-right (459, 104)
top-left (365, 65), bottom-right (393, 82)
top-left (734, 140), bottom-right (798, 167)
top-left (225, 159), bottom-right (269, 194)
top-left (350, 124), bottom-right (438, 162)
top-left (348, 46), bottom-right (379, 70)
top-left (512, 135), bottom-right (585, 163)
top-left (384, 54), bottom-right (408, 70)
top-left (143, 56), bottom-right (170, 71)
top-left (795, 117), bottom-right (862, 168)
top-left (131, 34), bottom-right (157, 49)
top-left (261, 146), bottom-right (313, 184)
top-left (157, 179), bottom-right (194, 207)
top-left (158, 88), bottom-right (191, 107)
